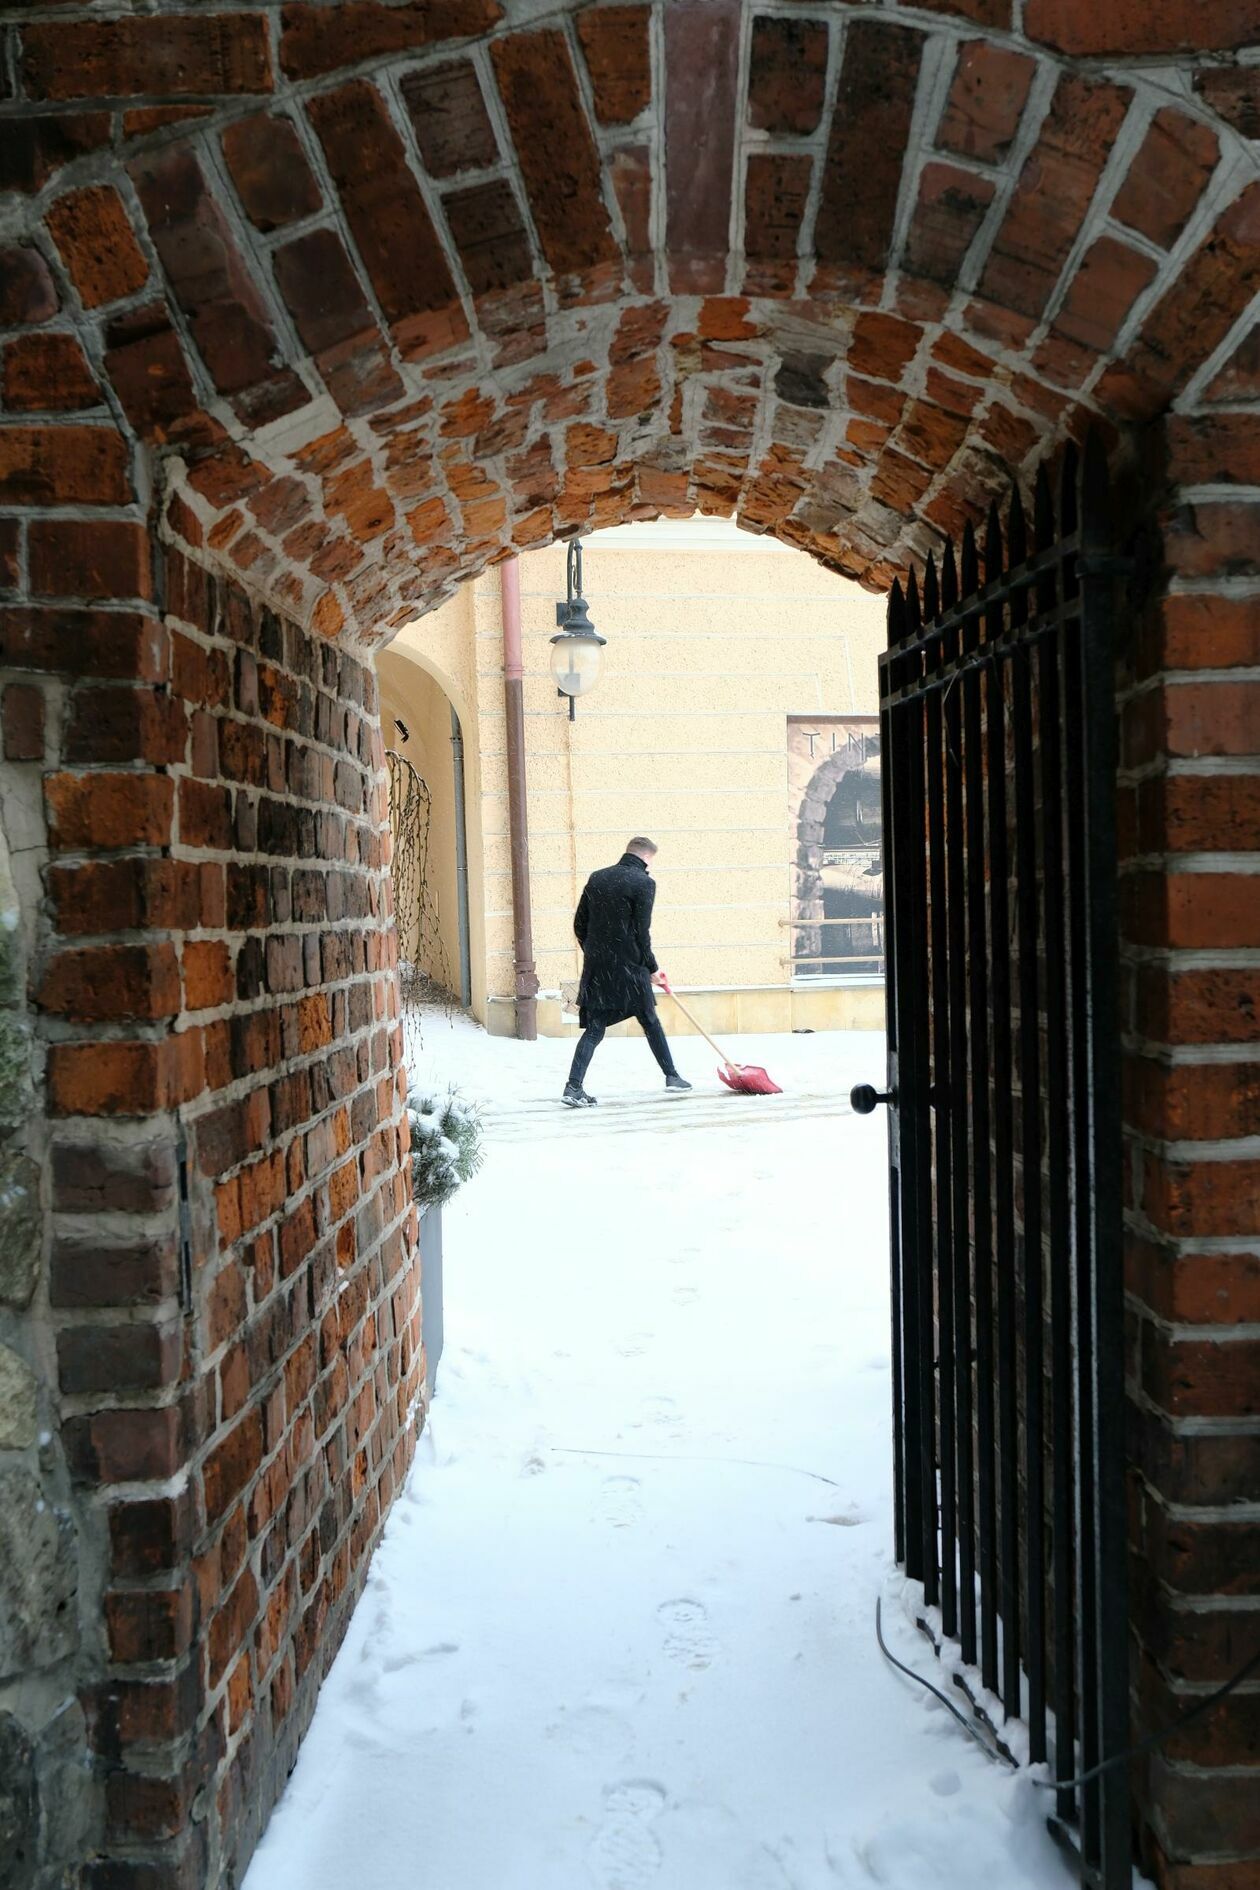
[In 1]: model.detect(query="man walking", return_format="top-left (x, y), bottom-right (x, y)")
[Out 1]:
top-left (563, 837), bottom-right (691, 1107)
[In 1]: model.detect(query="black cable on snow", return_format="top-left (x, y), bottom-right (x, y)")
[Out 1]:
top-left (875, 1598), bottom-right (1260, 1794)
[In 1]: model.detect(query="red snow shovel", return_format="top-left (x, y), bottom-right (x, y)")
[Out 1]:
top-left (658, 976), bottom-right (782, 1095)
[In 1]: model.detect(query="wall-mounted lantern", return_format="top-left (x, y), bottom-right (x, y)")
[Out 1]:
top-left (551, 537), bottom-right (607, 722)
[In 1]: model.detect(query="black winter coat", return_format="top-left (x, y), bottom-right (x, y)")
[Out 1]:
top-left (574, 853), bottom-right (659, 1026)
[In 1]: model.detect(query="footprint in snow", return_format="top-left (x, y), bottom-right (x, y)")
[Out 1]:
top-left (600, 1475), bottom-right (645, 1529)
top-left (807, 1507), bottom-right (868, 1528)
top-left (657, 1598), bottom-right (720, 1671)
top-left (616, 1331), bottom-right (653, 1358)
top-left (672, 1285), bottom-right (699, 1305)
top-left (588, 1781), bottom-right (667, 1889)
top-left (521, 1451), bottom-right (547, 1476)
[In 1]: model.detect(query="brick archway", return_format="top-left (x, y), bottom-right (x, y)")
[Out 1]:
top-left (3, 6), bottom-right (1260, 1887)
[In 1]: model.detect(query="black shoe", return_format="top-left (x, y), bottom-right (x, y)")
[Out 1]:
top-left (665, 1074), bottom-right (692, 1092)
top-left (562, 1083), bottom-right (597, 1108)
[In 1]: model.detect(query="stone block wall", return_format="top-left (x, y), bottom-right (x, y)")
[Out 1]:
top-left (1, 501), bottom-right (423, 1889)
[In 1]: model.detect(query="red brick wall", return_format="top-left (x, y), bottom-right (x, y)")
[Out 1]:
top-left (17, 505), bottom-right (422, 1889)
top-left (1120, 416), bottom-right (1260, 1890)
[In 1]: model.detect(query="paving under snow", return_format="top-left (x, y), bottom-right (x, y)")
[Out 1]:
top-left (243, 1015), bottom-right (1074, 1890)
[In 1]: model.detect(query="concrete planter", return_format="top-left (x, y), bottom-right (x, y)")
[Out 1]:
top-left (419, 1202), bottom-right (443, 1399)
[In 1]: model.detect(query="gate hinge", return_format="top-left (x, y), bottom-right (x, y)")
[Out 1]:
top-left (175, 1129), bottom-right (194, 1317)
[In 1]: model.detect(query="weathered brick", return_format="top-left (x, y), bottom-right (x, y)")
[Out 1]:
top-left (45, 770), bottom-right (172, 851)
top-left (444, 180), bottom-right (535, 300)
top-left (65, 1403), bottom-right (185, 1484)
top-left (747, 16), bottom-right (827, 136)
top-left (2, 683), bottom-right (45, 762)
top-left (399, 58), bottom-right (498, 177)
top-left (58, 1320), bottom-right (182, 1396)
top-left (131, 146), bottom-right (307, 425)
top-left (279, 0), bottom-right (502, 81)
top-left (45, 185), bottom-right (149, 308)
top-left (107, 1491), bottom-right (195, 1579)
top-left (1196, 67), bottom-right (1260, 141)
top-left (0, 426), bottom-right (130, 507)
top-left (28, 518), bottom-right (151, 602)
top-left (493, 30), bottom-right (619, 288)
top-left (1, 606), bottom-right (165, 682)
top-left (221, 112), bottom-right (322, 232)
top-left (0, 246), bottom-right (58, 326)
top-left (1112, 107), bottom-right (1221, 250)
top-left (743, 153), bottom-right (811, 292)
top-left (64, 684), bottom-right (188, 766)
top-left (0, 112), bottom-right (111, 196)
top-left (272, 228), bottom-right (403, 418)
top-left (816, 20), bottom-right (924, 289)
top-left (937, 40), bottom-right (1034, 164)
top-left (307, 81), bottom-right (467, 360)
top-left (577, 5), bottom-right (652, 126)
top-left (203, 1408), bottom-right (264, 1525)
top-left (1025, 0), bottom-right (1260, 56)
top-left (2, 332), bottom-right (99, 411)
top-left (39, 944), bottom-right (182, 1023)
top-left (105, 1586), bottom-right (194, 1664)
top-left (47, 1038), bottom-right (202, 1118)
top-left (1034, 236), bottom-right (1158, 385)
top-left (22, 14), bottom-right (273, 100)
top-left (976, 72), bottom-right (1131, 335)
top-left (904, 161), bottom-right (995, 290)
top-left (1118, 182), bottom-right (1260, 417)
top-left (50, 1236), bottom-right (179, 1309)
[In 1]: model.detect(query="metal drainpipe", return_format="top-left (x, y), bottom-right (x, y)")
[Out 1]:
top-left (500, 557), bottom-right (539, 1040)
top-left (449, 704), bottom-right (473, 1010)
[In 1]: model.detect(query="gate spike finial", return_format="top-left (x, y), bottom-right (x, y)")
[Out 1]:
top-left (906, 564), bottom-right (922, 634)
top-left (960, 521), bottom-right (979, 600)
top-left (984, 502), bottom-right (1003, 588)
top-left (887, 576), bottom-right (906, 644)
top-left (1007, 485), bottom-right (1027, 567)
top-left (923, 551), bottom-right (940, 623)
top-left (941, 539), bottom-right (959, 611)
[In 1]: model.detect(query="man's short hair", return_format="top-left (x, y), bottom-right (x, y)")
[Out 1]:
top-left (627, 835), bottom-right (657, 857)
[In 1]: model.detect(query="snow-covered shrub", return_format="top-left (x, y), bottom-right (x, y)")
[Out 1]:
top-left (406, 1084), bottom-right (485, 1210)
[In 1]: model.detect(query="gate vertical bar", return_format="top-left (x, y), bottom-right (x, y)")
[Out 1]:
top-left (984, 507), bottom-right (1022, 1718)
top-left (962, 523), bottom-right (998, 1693)
top-left (1008, 490), bottom-right (1047, 1762)
top-left (884, 585), bottom-right (908, 1568)
top-left (1061, 445), bottom-right (1103, 1865)
top-left (943, 545), bottom-right (976, 1667)
top-left (1078, 434), bottom-right (1130, 1890)
top-left (1035, 464), bottom-right (1078, 1815)
top-left (904, 570), bottom-right (939, 1606)
top-left (925, 556), bottom-right (958, 1638)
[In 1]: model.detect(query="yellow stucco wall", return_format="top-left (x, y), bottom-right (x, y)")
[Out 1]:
top-left (383, 518), bottom-right (888, 1033)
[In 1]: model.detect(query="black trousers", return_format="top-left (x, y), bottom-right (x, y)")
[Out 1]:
top-left (568, 1002), bottom-right (676, 1088)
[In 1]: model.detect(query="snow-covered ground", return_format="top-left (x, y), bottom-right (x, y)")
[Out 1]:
top-left (244, 1016), bottom-right (1073, 1890)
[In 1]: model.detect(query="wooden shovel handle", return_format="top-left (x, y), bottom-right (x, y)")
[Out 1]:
top-left (658, 978), bottom-right (736, 1067)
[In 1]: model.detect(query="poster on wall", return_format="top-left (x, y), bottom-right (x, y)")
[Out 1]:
top-left (787, 717), bottom-right (884, 981)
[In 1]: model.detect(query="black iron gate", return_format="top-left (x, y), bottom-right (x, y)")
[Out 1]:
top-left (853, 433), bottom-right (1130, 1888)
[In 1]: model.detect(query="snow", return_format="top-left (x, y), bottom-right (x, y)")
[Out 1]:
top-left (243, 1015), bottom-right (1077, 1890)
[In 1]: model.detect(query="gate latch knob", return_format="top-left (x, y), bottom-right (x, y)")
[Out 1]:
top-left (850, 1084), bottom-right (895, 1115)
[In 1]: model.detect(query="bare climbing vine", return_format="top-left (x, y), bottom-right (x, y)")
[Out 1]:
top-left (386, 749), bottom-right (453, 1029)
